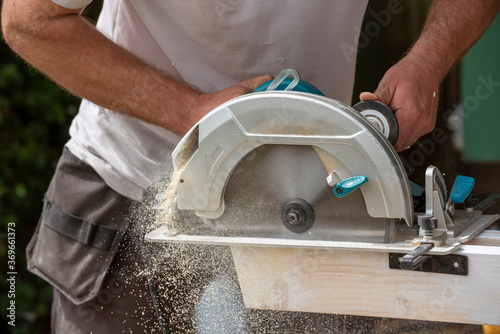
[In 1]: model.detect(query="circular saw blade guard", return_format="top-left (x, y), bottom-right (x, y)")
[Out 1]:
top-left (172, 92), bottom-right (413, 226)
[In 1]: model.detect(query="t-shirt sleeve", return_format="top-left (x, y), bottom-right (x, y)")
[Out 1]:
top-left (51, 0), bottom-right (92, 9)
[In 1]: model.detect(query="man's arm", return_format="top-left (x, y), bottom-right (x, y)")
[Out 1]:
top-left (1, 0), bottom-right (271, 136)
top-left (360, 0), bottom-right (500, 151)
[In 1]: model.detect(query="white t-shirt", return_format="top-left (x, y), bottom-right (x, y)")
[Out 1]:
top-left (54, 0), bottom-right (368, 200)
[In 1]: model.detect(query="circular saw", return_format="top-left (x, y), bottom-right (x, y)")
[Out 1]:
top-left (147, 69), bottom-right (499, 269)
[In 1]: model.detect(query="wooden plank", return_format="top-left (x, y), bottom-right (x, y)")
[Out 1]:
top-left (231, 231), bottom-right (500, 325)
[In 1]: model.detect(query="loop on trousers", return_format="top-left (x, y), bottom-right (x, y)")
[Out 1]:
top-left (43, 200), bottom-right (123, 252)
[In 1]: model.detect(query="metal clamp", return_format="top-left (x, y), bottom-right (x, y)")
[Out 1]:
top-left (389, 249), bottom-right (468, 276)
top-left (399, 243), bottom-right (434, 270)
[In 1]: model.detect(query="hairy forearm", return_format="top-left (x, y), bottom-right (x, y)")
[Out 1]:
top-left (360, 0), bottom-right (500, 151)
top-left (407, 0), bottom-right (500, 81)
top-left (2, 0), bottom-right (200, 135)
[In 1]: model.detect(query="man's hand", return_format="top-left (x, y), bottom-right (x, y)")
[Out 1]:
top-left (359, 0), bottom-right (500, 152)
top-left (186, 75), bottom-right (272, 135)
top-left (359, 55), bottom-right (439, 152)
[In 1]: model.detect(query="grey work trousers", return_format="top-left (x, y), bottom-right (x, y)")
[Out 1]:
top-left (27, 148), bottom-right (162, 333)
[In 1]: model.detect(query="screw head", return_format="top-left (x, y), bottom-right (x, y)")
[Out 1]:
top-left (286, 209), bottom-right (303, 225)
top-left (281, 198), bottom-right (315, 234)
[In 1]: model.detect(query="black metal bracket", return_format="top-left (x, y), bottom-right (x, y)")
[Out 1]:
top-left (399, 243), bottom-right (434, 270)
top-left (389, 252), bottom-right (468, 276)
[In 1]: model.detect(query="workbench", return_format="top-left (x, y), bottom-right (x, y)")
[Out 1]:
top-left (231, 230), bottom-right (500, 326)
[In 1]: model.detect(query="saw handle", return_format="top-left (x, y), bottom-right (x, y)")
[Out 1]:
top-left (254, 69), bottom-right (325, 96)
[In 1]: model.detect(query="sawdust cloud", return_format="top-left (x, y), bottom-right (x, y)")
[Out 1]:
top-left (118, 131), bottom-right (251, 333)
top-left (124, 181), bottom-right (248, 332)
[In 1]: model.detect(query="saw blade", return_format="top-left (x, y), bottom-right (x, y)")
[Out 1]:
top-left (204, 144), bottom-right (395, 243)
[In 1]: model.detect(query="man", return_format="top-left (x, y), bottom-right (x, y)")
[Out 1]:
top-left (3, 0), bottom-right (500, 332)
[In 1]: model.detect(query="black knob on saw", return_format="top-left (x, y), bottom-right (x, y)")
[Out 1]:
top-left (352, 100), bottom-right (399, 145)
top-left (417, 214), bottom-right (438, 231)
top-left (281, 198), bottom-right (315, 234)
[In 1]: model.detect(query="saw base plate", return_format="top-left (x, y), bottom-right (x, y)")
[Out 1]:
top-left (145, 212), bottom-right (498, 256)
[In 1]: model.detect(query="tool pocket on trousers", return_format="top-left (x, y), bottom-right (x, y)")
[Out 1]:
top-left (27, 200), bottom-right (124, 305)
top-left (26, 148), bottom-right (132, 305)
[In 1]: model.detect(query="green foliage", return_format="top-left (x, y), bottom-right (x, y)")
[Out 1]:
top-left (0, 39), bottom-right (79, 333)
